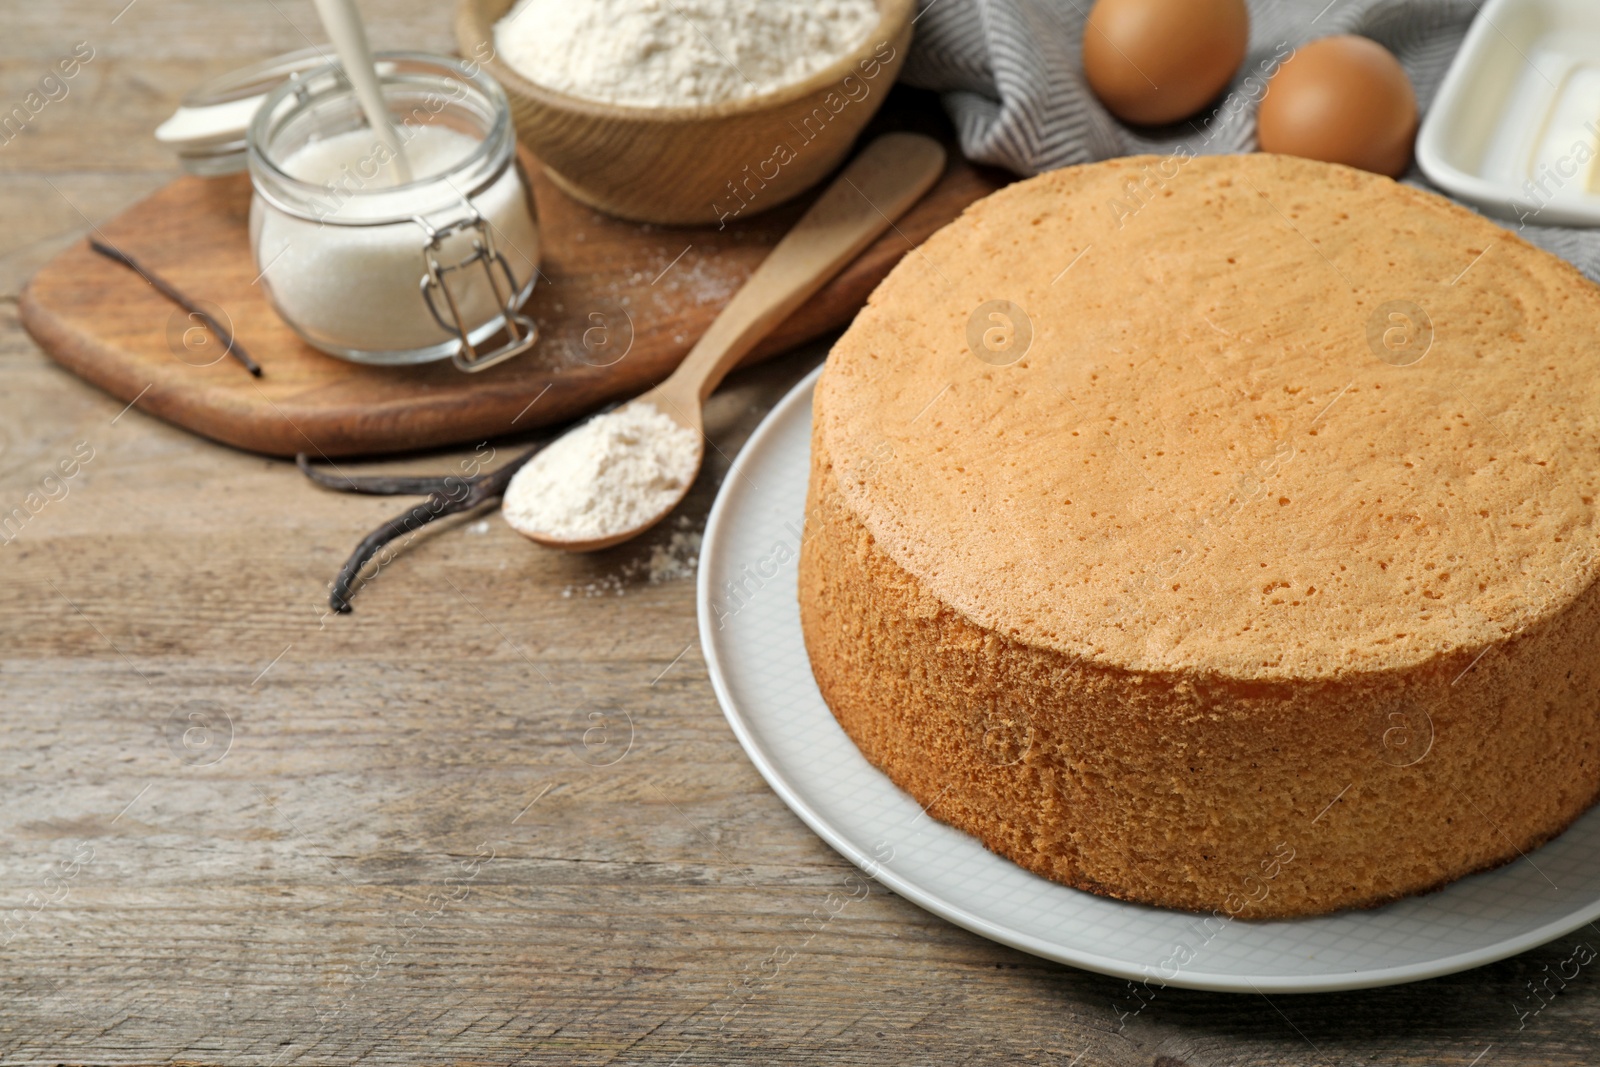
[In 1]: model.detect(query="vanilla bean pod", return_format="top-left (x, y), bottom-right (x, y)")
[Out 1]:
top-left (294, 456), bottom-right (465, 497)
top-left (299, 443), bottom-right (543, 613)
top-left (88, 238), bottom-right (263, 377)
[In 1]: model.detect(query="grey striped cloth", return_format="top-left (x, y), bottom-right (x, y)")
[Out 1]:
top-left (901, 0), bottom-right (1600, 280)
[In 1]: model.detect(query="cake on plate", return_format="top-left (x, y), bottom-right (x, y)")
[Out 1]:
top-left (798, 153), bottom-right (1600, 918)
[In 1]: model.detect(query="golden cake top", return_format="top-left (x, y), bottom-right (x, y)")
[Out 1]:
top-left (816, 154), bottom-right (1600, 680)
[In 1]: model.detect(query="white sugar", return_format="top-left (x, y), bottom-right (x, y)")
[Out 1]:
top-left (280, 124), bottom-right (475, 189)
top-left (254, 124), bottom-right (539, 354)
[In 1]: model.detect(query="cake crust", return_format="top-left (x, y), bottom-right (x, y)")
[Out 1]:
top-left (799, 154), bottom-right (1600, 918)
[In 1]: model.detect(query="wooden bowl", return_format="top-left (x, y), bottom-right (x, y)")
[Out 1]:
top-left (455, 0), bottom-right (915, 225)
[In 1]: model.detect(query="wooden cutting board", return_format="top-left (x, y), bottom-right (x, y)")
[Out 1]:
top-left (18, 92), bottom-right (1005, 458)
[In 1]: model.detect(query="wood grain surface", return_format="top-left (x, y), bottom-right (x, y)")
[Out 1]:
top-left (18, 94), bottom-right (999, 458)
top-left (3, 2), bottom-right (1599, 1065)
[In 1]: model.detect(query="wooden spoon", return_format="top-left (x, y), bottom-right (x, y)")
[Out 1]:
top-left (505, 131), bottom-right (947, 552)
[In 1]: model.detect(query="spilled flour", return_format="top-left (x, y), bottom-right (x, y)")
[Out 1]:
top-left (561, 522), bottom-right (703, 598)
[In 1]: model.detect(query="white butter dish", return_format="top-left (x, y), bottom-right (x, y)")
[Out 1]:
top-left (1416, 0), bottom-right (1600, 227)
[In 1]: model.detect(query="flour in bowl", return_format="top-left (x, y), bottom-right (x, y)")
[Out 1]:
top-left (502, 402), bottom-right (701, 541)
top-left (493, 0), bottom-right (880, 107)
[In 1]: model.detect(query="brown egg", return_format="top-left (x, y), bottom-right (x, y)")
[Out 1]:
top-left (1082, 0), bottom-right (1249, 126)
top-left (1257, 35), bottom-right (1418, 178)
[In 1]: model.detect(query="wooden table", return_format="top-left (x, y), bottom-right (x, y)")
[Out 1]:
top-left (2, 3), bottom-right (1597, 1064)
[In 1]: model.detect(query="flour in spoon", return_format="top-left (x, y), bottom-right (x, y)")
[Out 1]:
top-left (503, 402), bottom-right (701, 541)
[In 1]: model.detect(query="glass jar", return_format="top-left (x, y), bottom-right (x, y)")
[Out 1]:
top-left (246, 53), bottom-right (540, 371)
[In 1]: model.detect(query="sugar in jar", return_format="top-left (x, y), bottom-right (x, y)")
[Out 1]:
top-left (247, 53), bottom-right (539, 370)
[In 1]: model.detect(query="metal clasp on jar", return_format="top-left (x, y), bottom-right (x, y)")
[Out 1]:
top-left (414, 209), bottom-right (537, 373)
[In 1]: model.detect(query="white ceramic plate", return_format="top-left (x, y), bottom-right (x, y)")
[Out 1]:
top-left (697, 365), bottom-right (1600, 993)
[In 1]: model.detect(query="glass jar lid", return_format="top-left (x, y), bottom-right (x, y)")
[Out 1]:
top-left (153, 47), bottom-right (398, 176)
